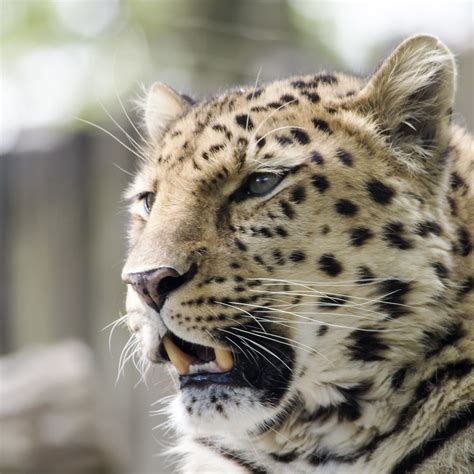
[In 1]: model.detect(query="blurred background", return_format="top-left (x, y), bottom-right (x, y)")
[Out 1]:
top-left (0, 0), bottom-right (472, 472)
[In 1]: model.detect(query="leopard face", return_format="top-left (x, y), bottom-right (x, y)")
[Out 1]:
top-left (121, 35), bottom-right (462, 444)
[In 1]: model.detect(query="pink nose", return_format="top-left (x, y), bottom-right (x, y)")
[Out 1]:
top-left (123, 267), bottom-right (187, 311)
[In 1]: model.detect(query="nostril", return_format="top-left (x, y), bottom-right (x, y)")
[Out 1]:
top-left (125, 263), bottom-right (198, 311)
top-left (157, 275), bottom-right (183, 295)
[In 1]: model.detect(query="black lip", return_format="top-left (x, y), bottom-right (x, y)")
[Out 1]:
top-left (179, 369), bottom-right (238, 388)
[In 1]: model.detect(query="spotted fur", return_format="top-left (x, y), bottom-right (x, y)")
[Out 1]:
top-left (122, 36), bottom-right (473, 473)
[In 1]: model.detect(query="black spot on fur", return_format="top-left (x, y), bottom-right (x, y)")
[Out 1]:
top-left (336, 148), bottom-right (352, 166)
top-left (267, 101), bottom-right (282, 109)
top-left (335, 199), bottom-right (358, 216)
top-left (274, 226), bottom-right (288, 237)
top-left (291, 129), bottom-right (310, 145)
top-left (450, 171), bottom-right (465, 190)
top-left (291, 80), bottom-right (306, 89)
top-left (382, 222), bottom-right (413, 249)
top-left (318, 73), bottom-right (338, 85)
top-left (415, 360), bottom-right (473, 403)
top-left (280, 94), bottom-right (296, 103)
top-left (270, 450), bottom-right (298, 463)
top-left (310, 151), bottom-right (324, 165)
top-left (350, 227), bottom-right (373, 246)
top-left (259, 227), bottom-right (273, 238)
top-left (457, 226), bottom-right (472, 256)
top-left (246, 88), bottom-right (263, 100)
top-left (447, 196), bottom-right (457, 215)
top-left (272, 249), bottom-right (286, 265)
top-left (319, 254), bottom-right (343, 276)
top-left (458, 276), bottom-right (474, 298)
top-left (234, 238), bottom-right (247, 252)
top-left (290, 250), bottom-right (306, 262)
top-left (432, 261), bottom-right (449, 280)
top-left (311, 174), bottom-right (329, 193)
top-left (335, 382), bottom-right (372, 422)
top-left (391, 367), bottom-right (407, 389)
top-left (276, 135), bottom-right (293, 146)
top-left (209, 144), bottom-right (225, 154)
top-left (367, 180), bottom-right (395, 204)
top-left (235, 114), bottom-right (254, 130)
top-left (348, 331), bottom-right (388, 361)
top-left (280, 201), bottom-right (295, 219)
top-left (415, 220), bottom-right (442, 237)
top-left (302, 91), bottom-right (320, 103)
top-left (312, 118), bottom-right (332, 134)
top-left (290, 186), bottom-right (306, 204)
top-left (377, 279), bottom-right (411, 318)
top-left (307, 450), bottom-right (357, 467)
top-left (423, 321), bottom-right (464, 358)
top-left (318, 294), bottom-right (347, 309)
top-left (317, 325), bottom-right (329, 336)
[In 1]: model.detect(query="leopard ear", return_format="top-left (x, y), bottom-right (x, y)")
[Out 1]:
top-left (358, 35), bottom-right (456, 174)
top-left (144, 82), bottom-right (193, 141)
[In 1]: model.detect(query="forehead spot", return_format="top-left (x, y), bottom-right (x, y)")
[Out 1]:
top-left (335, 199), bottom-right (358, 216)
top-left (312, 118), bottom-right (332, 135)
top-left (291, 129), bottom-right (310, 145)
top-left (235, 114), bottom-right (254, 130)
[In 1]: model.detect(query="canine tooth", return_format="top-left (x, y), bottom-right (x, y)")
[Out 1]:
top-left (162, 335), bottom-right (196, 375)
top-left (215, 348), bottom-right (234, 372)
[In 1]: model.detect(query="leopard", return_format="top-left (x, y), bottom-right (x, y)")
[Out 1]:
top-left (121, 35), bottom-right (473, 473)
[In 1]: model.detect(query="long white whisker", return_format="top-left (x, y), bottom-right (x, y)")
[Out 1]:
top-left (255, 125), bottom-right (307, 146)
top-left (97, 98), bottom-right (149, 158)
top-left (246, 66), bottom-right (262, 132)
top-left (214, 301), bottom-right (267, 333)
top-left (74, 117), bottom-right (147, 161)
top-left (230, 326), bottom-right (332, 365)
top-left (112, 54), bottom-right (147, 144)
top-left (251, 99), bottom-right (298, 139)
top-left (218, 328), bottom-right (294, 375)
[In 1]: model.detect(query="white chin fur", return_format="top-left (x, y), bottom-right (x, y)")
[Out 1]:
top-left (170, 389), bottom-right (281, 438)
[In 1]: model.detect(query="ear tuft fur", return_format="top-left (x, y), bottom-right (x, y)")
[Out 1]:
top-left (144, 82), bottom-right (192, 141)
top-left (359, 35), bottom-right (456, 174)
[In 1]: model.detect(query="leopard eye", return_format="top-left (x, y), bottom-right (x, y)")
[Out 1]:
top-left (143, 192), bottom-right (156, 214)
top-left (247, 172), bottom-right (284, 196)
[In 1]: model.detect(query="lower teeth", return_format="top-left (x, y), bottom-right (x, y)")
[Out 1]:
top-left (188, 361), bottom-right (224, 375)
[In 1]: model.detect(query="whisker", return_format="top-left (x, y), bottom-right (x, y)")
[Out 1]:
top-left (218, 328), bottom-right (294, 375)
top-left (229, 326), bottom-right (333, 365)
top-left (96, 95), bottom-right (149, 154)
top-left (74, 117), bottom-right (147, 161)
top-left (255, 125), bottom-right (307, 146)
top-left (111, 57), bottom-right (148, 145)
top-left (232, 302), bottom-right (407, 332)
top-left (251, 99), bottom-right (298, 139)
top-left (246, 66), bottom-right (263, 132)
top-left (214, 301), bottom-right (267, 333)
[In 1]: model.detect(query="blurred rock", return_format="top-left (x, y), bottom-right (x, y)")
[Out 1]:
top-left (0, 340), bottom-right (125, 473)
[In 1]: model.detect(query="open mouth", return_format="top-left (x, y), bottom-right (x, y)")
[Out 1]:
top-left (155, 321), bottom-right (295, 403)
top-left (159, 332), bottom-right (236, 387)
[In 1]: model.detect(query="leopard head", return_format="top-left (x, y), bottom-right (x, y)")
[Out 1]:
top-left (121, 35), bottom-right (457, 441)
